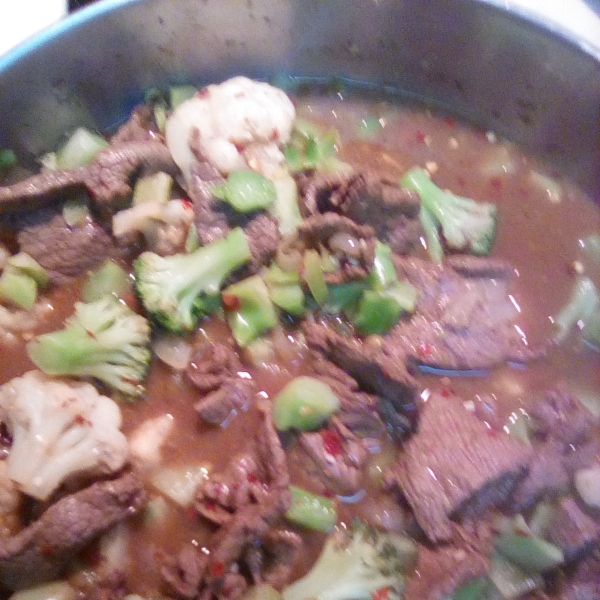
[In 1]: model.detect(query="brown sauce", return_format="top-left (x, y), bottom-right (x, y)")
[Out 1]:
top-left (0, 90), bottom-right (598, 598)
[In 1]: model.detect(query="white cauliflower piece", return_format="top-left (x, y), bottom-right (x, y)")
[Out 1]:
top-left (0, 370), bottom-right (129, 501)
top-left (129, 413), bottom-right (174, 470)
top-left (166, 76), bottom-right (295, 180)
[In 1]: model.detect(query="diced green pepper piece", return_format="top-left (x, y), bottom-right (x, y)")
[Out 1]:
top-left (273, 376), bottom-right (339, 431)
top-left (132, 172), bottom-right (173, 206)
top-left (56, 127), bottom-right (108, 169)
top-left (324, 281), bottom-right (369, 314)
top-left (82, 260), bottom-right (133, 302)
top-left (223, 275), bottom-right (278, 347)
top-left (169, 85), bottom-right (197, 108)
top-left (269, 284), bottom-right (305, 316)
top-left (0, 149), bottom-right (16, 171)
top-left (7, 253), bottom-right (49, 288)
top-left (368, 241), bottom-right (398, 290)
top-left (349, 289), bottom-right (403, 336)
top-left (285, 485), bottom-right (337, 531)
top-left (303, 250), bottom-right (328, 306)
top-left (494, 533), bottom-right (564, 573)
top-left (451, 577), bottom-right (490, 600)
top-left (263, 264), bottom-right (301, 287)
top-left (0, 268), bottom-right (37, 309)
top-left (270, 172), bottom-right (303, 235)
top-left (212, 170), bottom-right (276, 213)
top-left (488, 553), bottom-right (543, 599)
top-left (185, 223), bottom-right (200, 253)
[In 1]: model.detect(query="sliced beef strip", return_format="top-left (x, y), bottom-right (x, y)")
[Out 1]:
top-left (310, 357), bottom-right (384, 439)
top-left (0, 141), bottom-right (177, 214)
top-left (545, 497), bottom-right (600, 564)
top-left (299, 171), bottom-right (422, 254)
top-left (0, 472), bottom-right (146, 590)
top-left (278, 213), bottom-right (375, 285)
top-left (511, 388), bottom-right (600, 511)
top-left (162, 544), bottom-right (209, 600)
top-left (387, 393), bottom-right (532, 542)
top-left (110, 103), bottom-right (162, 145)
top-left (303, 320), bottom-right (418, 436)
top-left (188, 161), bottom-right (280, 270)
top-left (196, 409), bottom-right (289, 525)
top-left (16, 208), bottom-right (115, 285)
top-left (405, 525), bottom-right (492, 600)
top-left (385, 255), bottom-right (537, 370)
top-left (187, 342), bottom-right (256, 426)
top-left (299, 417), bottom-right (369, 496)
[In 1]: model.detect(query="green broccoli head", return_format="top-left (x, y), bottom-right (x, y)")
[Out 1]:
top-left (134, 227), bottom-right (252, 333)
top-left (401, 167), bottom-right (497, 260)
top-left (282, 520), bottom-right (417, 600)
top-left (26, 296), bottom-right (151, 397)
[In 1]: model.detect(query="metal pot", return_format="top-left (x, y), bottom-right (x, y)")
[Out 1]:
top-left (0, 0), bottom-right (598, 198)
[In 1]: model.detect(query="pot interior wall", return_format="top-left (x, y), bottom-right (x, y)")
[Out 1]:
top-left (0, 0), bottom-right (598, 198)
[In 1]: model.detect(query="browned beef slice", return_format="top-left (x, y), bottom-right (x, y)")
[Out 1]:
top-left (546, 498), bottom-right (600, 563)
top-left (187, 342), bottom-right (255, 426)
top-left (110, 104), bottom-right (162, 145)
top-left (196, 409), bottom-right (289, 525)
top-left (0, 169), bottom-right (87, 213)
top-left (0, 141), bottom-right (176, 214)
top-left (17, 208), bottom-right (114, 285)
top-left (388, 394), bottom-right (532, 542)
top-left (562, 550), bottom-right (600, 600)
top-left (0, 472), bottom-right (146, 590)
top-left (511, 388), bottom-right (599, 511)
top-left (162, 544), bottom-right (208, 599)
top-left (405, 526), bottom-right (492, 600)
top-left (84, 141), bottom-right (177, 208)
top-left (188, 161), bottom-right (280, 269)
top-left (303, 321), bottom-right (418, 434)
top-left (386, 255), bottom-right (536, 370)
top-left (299, 171), bottom-right (422, 254)
top-left (279, 213), bottom-right (375, 284)
top-left (310, 357), bottom-right (383, 439)
top-left (299, 417), bottom-right (369, 496)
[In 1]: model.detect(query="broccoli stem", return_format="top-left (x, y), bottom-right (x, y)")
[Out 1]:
top-left (270, 171), bottom-right (303, 235)
top-left (0, 268), bottom-right (37, 309)
top-left (285, 486), bottom-right (337, 531)
top-left (82, 260), bottom-right (132, 303)
top-left (303, 250), bottom-right (328, 306)
top-left (222, 275), bottom-right (278, 347)
top-left (272, 376), bottom-right (340, 431)
top-left (348, 290), bottom-right (403, 336)
top-left (419, 204), bottom-right (444, 263)
top-left (212, 170), bottom-right (276, 213)
top-left (263, 264), bottom-right (305, 316)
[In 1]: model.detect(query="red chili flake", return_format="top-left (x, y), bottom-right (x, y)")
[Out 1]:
top-left (197, 88), bottom-right (210, 99)
top-left (221, 293), bottom-right (241, 312)
top-left (486, 429), bottom-right (499, 438)
top-left (269, 128), bottom-right (279, 142)
top-left (440, 389), bottom-right (451, 398)
top-left (515, 528), bottom-right (532, 537)
top-left (74, 414), bottom-right (91, 426)
top-left (444, 117), bottom-right (455, 128)
top-left (179, 198), bottom-right (194, 211)
top-left (416, 130), bottom-right (426, 143)
top-left (321, 430), bottom-right (342, 457)
top-left (210, 561), bottom-right (226, 578)
top-left (204, 501), bottom-right (216, 512)
top-left (185, 507), bottom-right (197, 520)
top-left (322, 489), bottom-right (335, 498)
top-left (419, 343), bottom-right (433, 357)
top-left (372, 587), bottom-right (391, 600)
top-left (489, 177), bottom-right (502, 190)
top-left (121, 292), bottom-right (141, 312)
top-left (41, 544), bottom-right (57, 557)
top-left (234, 142), bottom-right (245, 153)
top-left (84, 328), bottom-right (98, 340)
top-left (247, 472), bottom-right (258, 483)
top-left (457, 175), bottom-right (466, 187)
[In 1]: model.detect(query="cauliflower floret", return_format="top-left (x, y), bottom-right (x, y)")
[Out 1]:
top-left (0, 370), bottom-right (129, 501)
top-left (166, 76), bottom-right (295, 180)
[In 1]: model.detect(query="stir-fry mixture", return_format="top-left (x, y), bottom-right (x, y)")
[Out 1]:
top-left (0, 76), bottom-right (598, 600)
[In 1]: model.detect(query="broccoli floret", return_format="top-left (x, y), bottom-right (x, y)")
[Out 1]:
top-left (282, 521), bottom-right (417, 600)
top-left (26, 296), bottom-right (151, 397)
top-left (0, 370), bottom-right (129, 500)
top-left (401, 167), bottom-right (497, 261)
top-left (134, 227), bottom-right (252, 333)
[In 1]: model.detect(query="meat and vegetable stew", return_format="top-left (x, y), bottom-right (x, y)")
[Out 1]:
top-left (0, 76), bottom-right (598, 600)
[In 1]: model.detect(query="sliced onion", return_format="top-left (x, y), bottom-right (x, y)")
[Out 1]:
top-left (329, 232), bottom-right (361, 257)
top-left (151, 464), bottom-right (211, 507)
top-left (575, 465), bottom-right (600, 508)
top-left (152, 332), bottom-right (193, 371)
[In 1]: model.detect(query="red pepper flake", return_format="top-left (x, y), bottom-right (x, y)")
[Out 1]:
top-left (419, 342), bottom-right (433, 357)
top-left (40, 543), bottom-right (57, 557)
top-left (269, 128), bottom-right (279, 142)
top-left (234, 142), bottom-right (245, 153)
top-left (322, 489), bottom-right (335, 498)
top-left (321, 430), bottom-right (342, 457)
top-left (121, 292), bottom-right (141, 313)
top-left (247, 472), bottom-right (258, 483)
top-left (197, 88), bottom-right (210, 99)
top-left (179, 198), bottom-right (194, 211)
top-left (489, 177), bottom-right (502, 190)
top-left (515, 528), bottom-right (532, 537)
top-left (84, 328), bottom-right (98, 340)
top-left (204, 501), bottom-right (216, 512)
top-left (444, 117), bottom-right (455, 128)
top-left (416, 130), bottom-right (426, 143)
top-left (221, 293), bottom-right (241, 312)
top-left (372, 587), bottom-right (391, 600)
top-left (210, 561), bottom-right (226, 578)
top-left (74, 414), bottom-right (91, 426)
top-left (186, 507), bottom-right (197, 520)
top-left (440, 389), bottom-right (451, 398)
